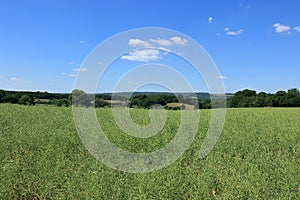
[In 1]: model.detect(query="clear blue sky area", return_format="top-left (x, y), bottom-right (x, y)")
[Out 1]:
top-left (0, 0), bottom-right (299, 93)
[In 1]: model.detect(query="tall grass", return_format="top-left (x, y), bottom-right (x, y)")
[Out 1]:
top-left (0, 104), bottom-right (299, 199)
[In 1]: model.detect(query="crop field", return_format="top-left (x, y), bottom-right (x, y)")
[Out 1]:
top-left (0, 104), bottom-right (299, 199)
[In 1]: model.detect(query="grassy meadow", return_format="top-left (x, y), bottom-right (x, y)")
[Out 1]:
top-left (0, 104), bottom-right (299, 199)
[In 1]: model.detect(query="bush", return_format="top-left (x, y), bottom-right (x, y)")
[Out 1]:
top-left (18, 95), bottom-right (35, 105)
top-left (95, 99), bottom-right (110, 108)
top-left (52, 99), bottom-right (70, 107)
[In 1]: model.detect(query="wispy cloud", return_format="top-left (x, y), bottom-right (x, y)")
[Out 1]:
top-left (273, 23), bottom-right (300, 34)
top-left (10, 77), bottom-right (31, 85)
top-left (122, 36), bottom-right (188, 62)
top-left (293, 26), bottom-right (300, 32)
top-left (62, 66), bottom-right (88, 78)
top-left (69, 74), bottom-right (77, 77)
top-left (128, 36), bottom-right (188, 48)
top-left (10, 77), bottom-right (19, 81)
top-left (79, 40), bottom-right (87, 44)
top-left (72, 67), bottom-right (88, 72)
top-left (224, 27), bottom-right (244, 35)
top-left (216, 75), bottom-right (227, 79)
top-left (67, 68), bottom-right (88, 77)
top-left (170, 36), bottom-right (188, 46)
top-left (157, 46), bottom-right (172, 53)
top-left (129, 39), bottom-right (150, 47)
top-left (273, 23), bottom-right (291, 33)
top-left (68, 61), bottom-right (80, 66)
top-left (121, 49), bottom-right (160, 62)
top-left (208, 17), bottom-right (213, 24)
top-left (150, 38), bottom-right (172, 46)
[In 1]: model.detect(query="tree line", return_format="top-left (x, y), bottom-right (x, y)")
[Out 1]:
top-left (227, 88), bottom-right (300, 108)
top-left (0, 88), bottom-right (300, 108)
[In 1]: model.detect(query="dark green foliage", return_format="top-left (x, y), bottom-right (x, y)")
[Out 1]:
top-left (287, 88), bottom-right (300, 106)
top-left (130, 94), bottom-right (178, 109)
top-left (95, 94), bottom-right (112, 100)
top-left (52, 99), bottom-right (70, 107)
top-left (228, 88), bottom-right (300, 108)
top-left (0, 89), bottom-right (5, 102)
top-left (18, 95), bottom-right (35, 105)
top-left (164, 105), bottom-right (181, 110)
top-left (70, 89), bottom-right (92, 107)
top-left (95, 99), bottom-right (110, 108)
top-left (228, 89), bottom-right (257, 107)
top-left (2, 93), bottom-right (19, 104)
top-left (0, 88), bottom-right (300, 108)
top-left (255, 92), bottom-right (268, 107)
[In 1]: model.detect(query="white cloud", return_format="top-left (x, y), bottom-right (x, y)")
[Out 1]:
top-left (216, 75), bottom-right (227, 79)
top-left (294, 26), bottom-right (300, 32)
top-left (79, 40), bottom-right (87, 44)
top-left (68, 61), bottom-right (81, 67)
top-left (11, 77), bottom-right (22, 81)
top-left (170, 36), bottom-right (188, 46)
top-left (69, 74), bottom-right (77, 77)
top-left (273, 23), bottom-right (291, 33)
top-left (72, 67), bottom-right (88, 72)
top-left (62, 67), bottom-right (87, 78)
top-left (150, 38), bottom-right (172, 46)
top-left (10, 77), bottom-right (31, 85)
top-left (128, 36), bottom-right (188, 48)
top-left (124, 36), bottom-right (188, 62)
top-left (157, 47), bottom-right (172, 53)
top-left (224, 28), bottom-right (244, 35)
top-left (121, 49), bottom-right (160, 62)
top-left (129, 36), bottom-right (188, 47)
top-left (208, 17), bottom-right (213, 24)
top-left (10, 77), bottom-right (18, 81)
top-left (128, 39), bottom-right (150, 47)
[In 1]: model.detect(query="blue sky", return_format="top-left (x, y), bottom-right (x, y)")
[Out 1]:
top-left (0, 0), bottom-right (299, 93)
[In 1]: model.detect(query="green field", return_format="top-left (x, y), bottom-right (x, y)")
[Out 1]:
top-left (0, 104), bottom-right (299, 199)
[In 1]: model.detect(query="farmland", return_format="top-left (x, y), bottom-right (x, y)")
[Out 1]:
top-left (0, 104), bottom-right (299, 199)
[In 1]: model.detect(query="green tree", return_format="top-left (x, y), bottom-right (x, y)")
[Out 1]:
top-left (18, 95), bottom-right (35, 105)
top-left (70, 89), bottom-right (92, 107)
top-left (197, 99), bottom-right (203, 109)
top-left (274, 91), bottom-right (288, 106)
top-left (287, 88), bottom-right (300, 107)
top-left (2, 94), bottom-right (19, 104)
top-left (95, 99), bottom-right (110, 108)
top-left (78, 93), bottom-right (92, 107)
top-left (53, 99), bottom-right (70, 107)
top-left (0, 89), bottom-right (6, 103)
top-left (228, 89), bottom-right (257, 108)
top-left (256, 92), bottom-right (267, 107)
